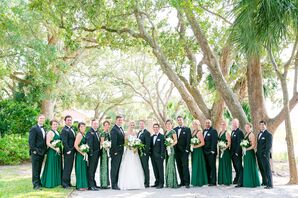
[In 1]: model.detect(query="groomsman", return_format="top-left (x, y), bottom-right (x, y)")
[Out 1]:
top-left (203, 119), bottom-right (218, 186)
top-left (174, 116), bottom-right (191, 188)
top-left (257, 120), bottom-right (273, 189)
top-left (110, 115), bottom-right (125, 190)
top-left (61, 115), bottom-right (76, 188)
top-left (29, 114), bottom-right (47, 190)
top-left (230, 118), bottom-right (244, 187)
top-left (138, 120), bottom-right (151, 188)
top-left (150, 123), bottom-right (165, 189)
top-left (86, 119), bottom-right (100, 191)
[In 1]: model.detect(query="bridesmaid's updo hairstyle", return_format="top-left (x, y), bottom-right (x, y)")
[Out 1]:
top-left (245, 122), bottom-right (252, 128)
top-left (50, 119), bottom-right (59, 126)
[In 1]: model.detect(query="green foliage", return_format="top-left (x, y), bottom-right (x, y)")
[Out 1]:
top-left (0, 99), bottom-right (40, 135)
top-left (0, 134), bottom-right (30, 165)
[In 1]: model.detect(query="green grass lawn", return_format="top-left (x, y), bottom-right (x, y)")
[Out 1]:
top-left (0, 165), bottom-right (73, 198)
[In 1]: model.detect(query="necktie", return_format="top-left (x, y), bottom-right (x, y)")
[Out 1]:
top-left (178, 127), bottom-right (182, 138)
top-left (40, 126), bottom-right (45, 139)
top-left (120, 127), bottom-right (124, 134)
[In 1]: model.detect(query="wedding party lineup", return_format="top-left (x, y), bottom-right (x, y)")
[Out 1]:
top-left (29, 114), bottom-right (273, 191)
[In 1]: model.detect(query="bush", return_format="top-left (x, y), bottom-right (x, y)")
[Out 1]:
top-left (0, 99), bottom-right (40, 136)
top-left (0, 134), bottom-right (30, 165)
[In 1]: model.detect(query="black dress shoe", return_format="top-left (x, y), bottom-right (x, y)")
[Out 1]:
top-left (261, 183), bottom-right (267, 186)
top-left (88, 187), bottom-right (99, 191)
top-left (185, 185), bottom-right (190, 188)
top-left (235, 184), bottom-right (242, 188)
top-left (178, 183), bottom-right (185, 187)
top-left (145, 185), bottom-right (149, 188)
top-left (265, 186), bottom-right (273, 189)
top-left (112, 186), bottom-right (120, 190)
top-left (96, 185), bottom-right (101, 188)
top-left (151, 184), bottom-right (158, 187)
top-left (33, 186), bottom-right (42, 190)
top-left (156, 185), bottom-right (164, 189)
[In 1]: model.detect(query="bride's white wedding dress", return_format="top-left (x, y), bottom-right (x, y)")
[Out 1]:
top-left (118, 134), bottom-right (145, 190)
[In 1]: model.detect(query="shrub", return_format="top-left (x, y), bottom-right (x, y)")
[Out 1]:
top-left (0, 99), bottom-right (40, 136)
top-left (0, 134), bottom-right (30, 165)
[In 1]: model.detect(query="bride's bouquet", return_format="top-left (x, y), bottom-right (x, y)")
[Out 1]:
top-left (102, 140), bottom-right (111, 157)
top-left (240, 139), bottom-right (250, 155)
top-left (165, 137), bottom-right (174, 155)
top-left (190, 137), bottom-right (200, 152)
top-left (79, 144), bottom-right (89, 162)
top-left (51, 139), bottom-right (63, 155)
top-left (218, 140), bottom-right (227, 158)
top-left (125, 136), bottom-right (145, 155)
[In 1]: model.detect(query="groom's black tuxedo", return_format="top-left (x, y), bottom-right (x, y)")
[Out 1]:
top-left (61, 125), bottom-right (76, 187)
top-left (29, 125), bottom-right (46, 188)
top-left (110, 124), bottom-right (125, 188)
top-left (203, 127), bottom-right (218, 185)
top-left (257, 130), bottom-right (273, 187)
top-left (174, 126), bottom-right (191, 186)
top-left (138, 129), bottom-right (151, 187)
top-left (86, 128), bottom-right (100, 188)
top-left (150, 133), bottom-right (165, 187)
top-left (231, 128), bottom-right (244, 185)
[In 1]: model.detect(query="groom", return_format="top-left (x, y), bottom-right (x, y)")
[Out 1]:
top-left (110, 115), bottom-right (125, 190)
top-left (138, 120), bottom-right (151, 188)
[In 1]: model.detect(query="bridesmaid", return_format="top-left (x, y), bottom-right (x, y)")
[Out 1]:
top-left (242, 123), bottom-right (260, 187)
top-left (191, 120), bottom-right (208, 187)
top-left (74, 122), bottom-right (88, 191)
top-left (100, 120), bottom-right (111, 189)
top-left (165, 119), bottom-right (178, 188)
top-left (218, 121), bottom-right (232, 185)
top-left (41, 119), bottom-right (62, 188)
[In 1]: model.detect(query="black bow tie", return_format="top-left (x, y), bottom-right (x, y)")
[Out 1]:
top-left (153, 134), bottom-right (158, 137)
top-left (39, 126), bottom-right (43, 128)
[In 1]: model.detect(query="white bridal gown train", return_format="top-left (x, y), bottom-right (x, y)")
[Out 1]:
top-left (117, 135), bottom-right (145, 190)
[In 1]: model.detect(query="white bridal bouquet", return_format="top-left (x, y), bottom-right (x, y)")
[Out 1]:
top-left (190, 137), bottom-right (200, 152)
top-left (165, 137), bottom-right (174, 155)
top-left (218, 140), bottom-right (227, 158)
top-left (79, 144), bottom-right (90, 162)
top-left (51, 139), bottom-right (63, 154)
top-left (125, 136), bottom-right (145, 154)
top-left (102, 140), bottom-right (111, 157)
top-left (240, 139), bottom-right (250, 155)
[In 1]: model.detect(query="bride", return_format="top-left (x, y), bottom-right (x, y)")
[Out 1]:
top-left (118, 121), bottom-right (145, 190)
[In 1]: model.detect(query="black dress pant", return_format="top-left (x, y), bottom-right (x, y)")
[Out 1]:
top-left (62, 152), bottom-right (75, 187)
top-left (31, 153), bottom-right (44, 187)
top-left (110, 154), bottom-right (122, 188)
top-left (140, 154), bottom-right (150, 186)
top-left (151, 156), bottom-right (164, 186)
top-left (175, 150), bottom-right (190, 185)
top-left (232, 154), bottom-right (243, 185)
top-left (88, 152), bottom-right (100, 187)
top-left (204, 152), bottom-right (217, 185)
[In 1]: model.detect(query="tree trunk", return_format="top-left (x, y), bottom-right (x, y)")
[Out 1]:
top-left (41, 99), bottom-right (55, 120)
top-left (247, 56), bottom-right (268, 132)
top-left (280, 78), bottom-right (298, 184)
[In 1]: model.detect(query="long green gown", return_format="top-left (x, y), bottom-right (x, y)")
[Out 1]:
top-left (41, 130), bottom-right (62, 188)
top-left (217, 131), bottom-right (232, 185)
top-left (75, 133), bottom-right (88, 189)
top-left (243, 132), bottom-right (260, 187)
top-left (100, 132), bottom-right (110, 188)
top-left (165, 130), bottom-right (178, 188)
top-left (191, 130), bottom-right (208, 186)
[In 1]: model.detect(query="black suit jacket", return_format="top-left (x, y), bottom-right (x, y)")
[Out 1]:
top-left (60, 125), bottom-right (76, 154)
top-left (173, 126), bottom-right (191, 152)
top-left (203, 127), bottom-right (218, 155)
top-left (257, 130), bottom-right (272, 157)
top-left (29, 125), bottom-right (47, 156)
top-left (150, 133), bottom-right (165, 159)
top-left (231, 128), bottom-right (244, 156)
top-left (86, 128), bottom-right (100, 156)
top-left (138, 129), bottom-right (151, 155)
top-left (110, 125), bottom-right (125, 156)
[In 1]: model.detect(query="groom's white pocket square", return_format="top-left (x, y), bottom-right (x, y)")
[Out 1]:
top-left (261, 137), bottom-right (265, 140)
top-left (182, 132), bottom-right (185, 134)
top-left (157, 139), bottom-right (161, 141)
top-left (207, 134), bottom-right (211, 136)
